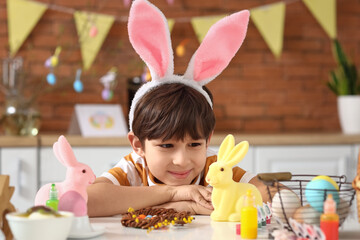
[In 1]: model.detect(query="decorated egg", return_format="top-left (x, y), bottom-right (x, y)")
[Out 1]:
top-left (46, 73), bottom-right (56, 85)
top-left (305, 176), bottom-right (339, 212)
top-left (292, 204), bottom-right (321, 225)
top-left (271, 189), bottom-right (301, 224)
top-left (73, 79), bottom-right (83, 92)
top-left (89, 25), bottom-right (98, 37)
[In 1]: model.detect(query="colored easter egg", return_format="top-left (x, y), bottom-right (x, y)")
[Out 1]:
top-left (305, 179), bottom-right (339, 212)
top-left (73, 80), bottom-right (83, 92)
top-left (101, 89), bottom-right (113, 101)
top-left (311, 175), bottom-right (339, 190)
top-left (271, 189), bottom-right (301, 224)
top-left (46, 73), bottom-right (56, 85)
top-left (50, 56), bottom-right (59, 67)
top-left (89, 25), bottom-right (98, 37)
top-left (44, 58), bottom-right (52, 68)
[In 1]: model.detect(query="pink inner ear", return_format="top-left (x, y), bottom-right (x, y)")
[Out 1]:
top-left (193, 11), bottom-right (249, 82)
top-left (128, 1), bottom-right (170, 78)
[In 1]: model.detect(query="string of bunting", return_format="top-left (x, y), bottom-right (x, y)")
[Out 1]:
top-left (7, 0), bottom-right (336, 70)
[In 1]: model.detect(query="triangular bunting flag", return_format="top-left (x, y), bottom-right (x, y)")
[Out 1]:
top-left (168, 18), bottom-right (175, 33)
top-left (191, 15), bottom-right (226, 43)
top-left (7, 0), bottom-right (47, 56)
top-left (250, 2), bottom-right (286, 59)
top-left (303, 0), bottom-right (336, 39)
top-left (74, 11), bottom-right (115, 71)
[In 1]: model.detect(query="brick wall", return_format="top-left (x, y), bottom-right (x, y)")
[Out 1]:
top-left (0, 0), bottom-right (359, 134)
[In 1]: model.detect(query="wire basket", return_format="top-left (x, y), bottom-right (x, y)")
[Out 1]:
top-left (257, 173), bottom-right (356, 230)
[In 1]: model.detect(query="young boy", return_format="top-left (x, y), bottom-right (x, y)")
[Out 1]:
top-left (87, 0), bottom-right (269, 217)
top-left (87, 84), bottom-right (269, 217)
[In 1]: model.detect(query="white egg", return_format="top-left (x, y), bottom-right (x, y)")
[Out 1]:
top-left (271, 189), bottom-right (302, 224)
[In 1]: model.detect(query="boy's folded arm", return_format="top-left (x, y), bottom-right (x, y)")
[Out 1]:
top-left (87, 177), bottom-right (175, 217)
top-left (154, 200), bottom-right (213, 215)
top-left (169, 185), bottom-right (213, 210)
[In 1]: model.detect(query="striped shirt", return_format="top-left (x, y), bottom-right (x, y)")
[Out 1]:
top-left (101, 148), bottom-right (255, 186)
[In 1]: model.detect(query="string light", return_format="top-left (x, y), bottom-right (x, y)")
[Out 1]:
top-left (27, 0), bottom-right (300, 25)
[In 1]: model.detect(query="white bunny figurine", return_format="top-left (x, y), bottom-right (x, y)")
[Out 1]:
top-left (206, 134), bottom-right (263, 222)
top-left (34, 135), bottom-right (96, 216)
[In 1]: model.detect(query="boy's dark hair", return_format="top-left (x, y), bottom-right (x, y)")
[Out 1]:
top-left (132, 83), bottom-right (215, 145)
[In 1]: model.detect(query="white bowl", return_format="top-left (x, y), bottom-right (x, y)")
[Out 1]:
top-left (6, 211), bottom-right (74, 240)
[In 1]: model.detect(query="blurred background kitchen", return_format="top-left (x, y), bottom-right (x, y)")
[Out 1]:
top-left (1, 0), bottom-right (359, 135)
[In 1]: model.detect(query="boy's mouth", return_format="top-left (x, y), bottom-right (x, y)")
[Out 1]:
top-left (168, 170), bottom-right (192, 179)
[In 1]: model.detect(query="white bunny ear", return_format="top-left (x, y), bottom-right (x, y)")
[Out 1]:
top-left (128, 0), bottom-right (174, 80)
top-left (184, 10), bottom-right (250, 85)
top-left (217, 134), bottom-right (235, 162)
top-left (225, 141), bottom-right (249, 167)
top-left (57, 135), bottom-right (78, 167)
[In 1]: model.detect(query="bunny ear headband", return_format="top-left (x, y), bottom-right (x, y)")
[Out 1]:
top-left (128, 0), bottom-right (250, 131)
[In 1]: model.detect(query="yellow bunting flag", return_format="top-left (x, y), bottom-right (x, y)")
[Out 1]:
top-left (7, 0), bottom-right (47, 56)
top-left (250, 2), bottom-right (286, 59)
top-left (191, 15), bottom-right (226, 43)
top-left (74, 11), bottom-right (115, 71)
top-left (303, 0), bottom-right (336, 39)
top-left (168, 19), bottom-right (175, 33)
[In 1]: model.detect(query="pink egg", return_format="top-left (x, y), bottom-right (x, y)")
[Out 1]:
top-left (89, 26), bottom-right (98, 37)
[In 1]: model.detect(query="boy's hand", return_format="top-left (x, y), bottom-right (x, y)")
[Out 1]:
top-left (155, 201), bottom-right (213, 215)
top-left (169, 185), bottom-right (213, 210)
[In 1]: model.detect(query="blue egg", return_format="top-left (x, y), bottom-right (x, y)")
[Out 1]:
top-left (73, 79), bottom-right (83, 92)
top-left (305, 179), bottom-right (339, 212)
top-left (46, 73), bottom-right (56, 85)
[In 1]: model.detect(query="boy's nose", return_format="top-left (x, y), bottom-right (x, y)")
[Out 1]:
top-left (172, 150), bottom-right (190, 166)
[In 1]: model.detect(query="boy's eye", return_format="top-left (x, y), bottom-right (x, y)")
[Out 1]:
top-left (189, 143), bottom-right (202, 147)
top-left (160, 144), bottom-right (173, 148)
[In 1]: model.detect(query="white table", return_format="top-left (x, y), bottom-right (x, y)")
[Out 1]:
top-left (85, 215), bottom-right (360, 240)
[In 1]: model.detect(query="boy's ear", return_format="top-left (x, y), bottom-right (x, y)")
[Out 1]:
top-left (128, 131), bottom-right (145, 157)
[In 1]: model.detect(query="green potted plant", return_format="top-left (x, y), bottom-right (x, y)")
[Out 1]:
top-left (327, 39), bottom-right (360, 134)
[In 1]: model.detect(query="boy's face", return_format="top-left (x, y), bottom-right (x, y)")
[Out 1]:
top-left (142, 135), bottom-right (209, 186)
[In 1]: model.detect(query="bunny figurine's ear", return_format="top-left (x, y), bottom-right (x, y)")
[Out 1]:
top-left (218, 134), bottom-right (235, 162)
top-left (225, 140), bottom-right (249, 167)
top-left (57, 135), bottom-right (77, 167)
top-left (53, 141), bottom-right (64, 165)
top-left (128, 0), bottom-right (174, 80)
top-left (184, 10), bottom-right (250, 85)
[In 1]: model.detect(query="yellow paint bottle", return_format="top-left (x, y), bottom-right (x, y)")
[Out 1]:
top-left (241, 190), bottom-right (258, 239)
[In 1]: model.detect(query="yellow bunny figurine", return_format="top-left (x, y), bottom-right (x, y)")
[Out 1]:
top-left (206, 134), bottom-right (263, 222)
